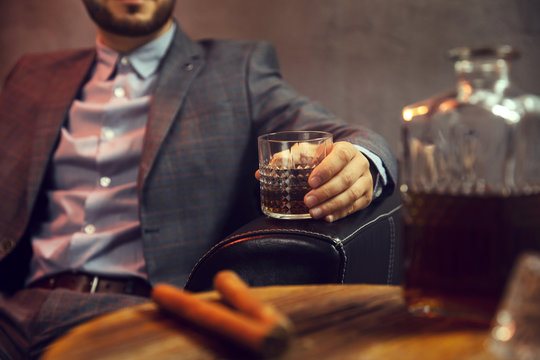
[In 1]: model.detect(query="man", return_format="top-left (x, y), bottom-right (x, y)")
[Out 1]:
top-left (0, 0), bottom-right (397, 358)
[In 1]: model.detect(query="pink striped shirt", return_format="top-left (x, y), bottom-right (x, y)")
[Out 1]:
top-left (26, 25), bottom-right (176, 284)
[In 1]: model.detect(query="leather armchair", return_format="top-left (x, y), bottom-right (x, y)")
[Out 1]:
top-left (185, 189), bottom-right (403, 292)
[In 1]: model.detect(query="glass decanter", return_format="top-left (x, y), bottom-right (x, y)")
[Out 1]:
top-left (400, 45), bottom-right (540, 323)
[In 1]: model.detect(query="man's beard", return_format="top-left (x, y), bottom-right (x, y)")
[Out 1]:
top-left (82, 0), bottom-right (175, 37)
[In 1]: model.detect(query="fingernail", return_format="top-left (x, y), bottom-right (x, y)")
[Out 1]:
top-left (310, 176), bottom-right (322, 188)
top-left (310, 207), bottom-right (322, 219)
top-left (325, 215), bottom-right (334, 223)
top-left (305, 195), bottom-right (317, 208)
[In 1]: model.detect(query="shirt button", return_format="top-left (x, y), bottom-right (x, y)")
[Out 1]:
top-left (120, 56), bottom-right (129, 66)
top-left (114, 87), bottom-right (126, 98)
top-left (100, 177), bottom-right (112, 187)
top-left (103, 128), bottom-right (115, 140)
top-left (84, 224), bottom-right (96, 234)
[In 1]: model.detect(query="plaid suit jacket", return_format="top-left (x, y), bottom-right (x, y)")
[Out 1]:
top-left (0, 25), bottom-right (397, 290)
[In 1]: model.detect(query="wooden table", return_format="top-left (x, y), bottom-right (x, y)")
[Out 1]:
top-left (41, 284), bottom-right (499, 360)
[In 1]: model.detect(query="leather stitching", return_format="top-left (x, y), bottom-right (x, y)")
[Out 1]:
top-left (337, 241), bottom-right (346, 283)
top-left (341, 205), bottom-right (402, 245)
top-left (223, 228), bottom-right (339, 243)
top-left (386, 216), bottom-right (396, 285)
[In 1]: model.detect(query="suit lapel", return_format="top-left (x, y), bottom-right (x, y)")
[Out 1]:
top-left (138, 26), bottom-right (205, 191)
top-left (25, 27), bottom-right (205, 205)
top-left (27, 51), bottom-right (95, 209)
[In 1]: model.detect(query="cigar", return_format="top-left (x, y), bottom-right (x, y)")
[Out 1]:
top-left (213, 270), bottom-right (293, 332)
top-left (151, 283), bottom-right (291, 357)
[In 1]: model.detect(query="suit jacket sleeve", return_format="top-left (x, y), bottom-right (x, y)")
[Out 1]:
top-left (245, 41), bottom-right (398, 193)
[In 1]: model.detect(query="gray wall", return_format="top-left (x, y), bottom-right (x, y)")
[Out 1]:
top-left (1, 0), bottom-right (539, 153)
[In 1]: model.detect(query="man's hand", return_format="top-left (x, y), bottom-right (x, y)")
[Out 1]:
top-left (255, 141), bottom-right (374, 222)
top-left (303, 141), bottom-right (373, 222)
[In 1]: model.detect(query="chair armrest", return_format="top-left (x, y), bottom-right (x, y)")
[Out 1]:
top-left (184, 190), bottom-right (402, 292)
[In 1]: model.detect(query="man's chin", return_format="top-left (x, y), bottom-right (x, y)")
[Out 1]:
top-left (104, 22), bottom-right (160, 37)
top-left (83, 0), bottom-right (175, 37)
top-left (98, 10), bottom-right (169, 36)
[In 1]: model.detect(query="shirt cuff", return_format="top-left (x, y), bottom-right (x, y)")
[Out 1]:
top-left (353, 145), bottom-right (388, 198)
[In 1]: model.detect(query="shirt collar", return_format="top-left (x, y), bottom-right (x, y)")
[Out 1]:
top-left (94, 22), bottom-right (176, 80)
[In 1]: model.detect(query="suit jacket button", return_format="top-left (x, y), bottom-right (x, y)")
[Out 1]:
top-left (183, 63), bottom-right (194, 71)
top-left (1, 239), bottom-right (15, 253)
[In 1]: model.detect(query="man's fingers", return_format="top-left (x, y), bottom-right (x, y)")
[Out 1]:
top-left (325, 185), bottom-right (373, 222)
top-left (306, 146), bottom-right (369, 206)
top-left (308, 142), bottom-right (356, 189)
top-left (305, 143), bottom-right (373, 222)
top-left (308, 174), bottom-right (373, 221)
